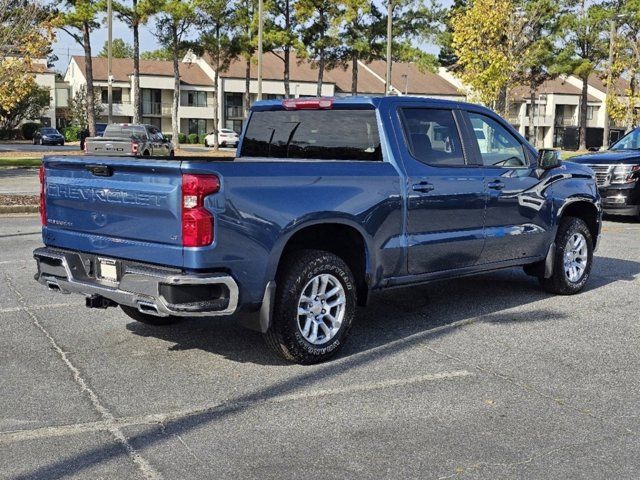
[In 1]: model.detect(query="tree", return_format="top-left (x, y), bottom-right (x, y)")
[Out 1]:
top-left (197, 0), bottom-right (240, 149)
top-left (0, 0), bottom-right (54, 114)
top-left (68, 85), bottom-right (103, 129)
top-left (0, 85), bottom-right (50, 132)
top-left (265, 0), bottom-right (303, 98)
top-left (438, 0), bottom-right (468, 68)
top-left (606, 0), bottom-right (640, 130)
top-left (339, 0), bottom-right (383, 95)
top-left (56, 0), bottom-right (102, 137)
top-left (295, 0), bottom-right (342, 96)
top-left (98, 38), bottom-right (134, 58)
top-left (153, 0), bottom-right (198, 146)
top-left (114, 0), bottom-right (158, 124)
top-left (555, 0), bottom-right (608, 149)
top-left (233, 0), bottom-right (260, 115)
top-left (140, 47), bottom-right (174, 60)
top-left (451, 0), bottom-right (515, 113)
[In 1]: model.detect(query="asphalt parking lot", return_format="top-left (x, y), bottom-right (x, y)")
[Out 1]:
top-left (0, 143), bottom-right (77, 153)
top-left (1, 214), bottom-right (639, 479)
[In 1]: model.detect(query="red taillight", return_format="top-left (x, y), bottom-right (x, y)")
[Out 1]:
top-left (282, 97), bottom-right (334, 110)
top-left (182, 174), bottom-right (220, 247)
top-left (39, 164), bottom-right (46, 226)
top-left (131, 142), bottom-right (138, 155)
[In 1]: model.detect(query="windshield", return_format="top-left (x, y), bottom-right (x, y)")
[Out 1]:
top-left (611, 129), bottom-right (640, 151)
top-left (42, 128), bottom-right (58, 134)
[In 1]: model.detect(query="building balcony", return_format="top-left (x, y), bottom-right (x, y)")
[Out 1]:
top-left (179, 105), bottom-right (214, 119)
top-left (555, 116), bottom-right (577, 127)
top-left (101, 101), bottom-right (133, 117)
top-left (518, 114), bottom-right (555, 127)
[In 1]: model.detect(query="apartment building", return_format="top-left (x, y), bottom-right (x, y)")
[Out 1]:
top-left (64, 56), bottom-right (216, 136)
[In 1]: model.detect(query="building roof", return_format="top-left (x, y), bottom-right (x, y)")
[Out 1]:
top-left (71, 56), bottom-right (213, 86)
top-left (207, 51), bottom-right (462, 96)
top-left (361, 60), bottom-right (462, 96)
top-left (511, 77), bottom-right (599, 102)
top-left (587, 72), bottom-right (630, 95)
top-left (30, 62), bottom-right (55, 74)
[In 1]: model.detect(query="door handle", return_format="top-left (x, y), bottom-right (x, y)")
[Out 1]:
top-left (412, 181), bottom-right (434, 193)
top-left (487, 180), bottom-right (505, 190)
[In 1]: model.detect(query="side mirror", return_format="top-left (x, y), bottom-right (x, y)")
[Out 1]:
top-left (537, 149), bottom-right (561, 170)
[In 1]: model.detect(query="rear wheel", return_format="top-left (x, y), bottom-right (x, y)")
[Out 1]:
top-left (120, 305), bottom-right (183, 326)
top-left (264, 249), bottom-right (356, 364)
top-left (142, 150), bottom-right (150, 157)
top-left (540, 217), bottom-right (593, 294)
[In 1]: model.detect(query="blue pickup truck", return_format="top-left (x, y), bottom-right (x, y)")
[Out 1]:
top-left (33, 96), bottom-right (601, 363)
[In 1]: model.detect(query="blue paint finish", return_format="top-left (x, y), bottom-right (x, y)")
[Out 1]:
top-left (39, 96), bottom-right (601, 312)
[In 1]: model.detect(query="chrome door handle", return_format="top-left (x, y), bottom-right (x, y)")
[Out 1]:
top-left (487, 180), bottom-right (505, 190)
top-left (412, 182), bottom-right (434, 193)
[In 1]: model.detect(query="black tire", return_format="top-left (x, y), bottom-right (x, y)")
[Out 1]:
top-left (120, 305), bottom-right (183, 326)
top-left (33, 138), bottom-right (37, 145)
top-left (264, 249), bottom-right (357, 364)
top-left (539, 217), bottom-right (593, 295)
top-left (169, 150), bottom-right (175, 158)
top-left (142, 150), bottom-right (150, 157)
top-left (204, 139), bottom-right (209, 147)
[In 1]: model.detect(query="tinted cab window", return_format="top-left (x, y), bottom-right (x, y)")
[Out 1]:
top-left (399, 108), bottom-right (465, 166)
top-left (240, 109), bottom-right (381, 161)
top-left (468, 113), bottom-right (528, 168)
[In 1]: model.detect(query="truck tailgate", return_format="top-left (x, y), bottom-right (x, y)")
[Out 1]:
top-left (43, 156), bottom-right (184, 267)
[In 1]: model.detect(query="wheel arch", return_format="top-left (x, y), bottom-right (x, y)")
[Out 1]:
top-left (557, 198), bottom-right (601, 248)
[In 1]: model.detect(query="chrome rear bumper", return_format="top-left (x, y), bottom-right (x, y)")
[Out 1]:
top-left (33, 247), bottom-right (238, 317)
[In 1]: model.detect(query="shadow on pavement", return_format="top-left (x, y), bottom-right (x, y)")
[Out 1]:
top-left (12, 255), bottom-right (640, 479)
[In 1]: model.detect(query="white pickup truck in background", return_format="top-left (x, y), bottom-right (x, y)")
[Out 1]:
top-left (84, 123), bottom-right (175, 157)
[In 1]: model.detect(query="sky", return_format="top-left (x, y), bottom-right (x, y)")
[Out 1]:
top-left (50, 0), bottom-right (453, 74)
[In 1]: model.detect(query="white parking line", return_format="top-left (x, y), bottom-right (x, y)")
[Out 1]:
top-left (3, 273), bottom-right (162, 480)
top-left (0, 370), bottom-right (473, 446)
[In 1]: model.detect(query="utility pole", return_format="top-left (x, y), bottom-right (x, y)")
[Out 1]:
top-left (385, 1), bottom-right (393, 95)
top-left (257, 0), bottom-right (263, 101)
top-left (107, 0), bottom-right (113, 123)
top-left (603, 18), bottom-right (617, 149)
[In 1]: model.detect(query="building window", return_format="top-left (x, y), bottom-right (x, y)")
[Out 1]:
top-left (55, 88), bottom-right (69, 108)
top-left (225, 92), bottom-right (244, 119)
top-left (188, 118), bottom-right (207, 136)
top-left (225, 119), bottom-right (243, 134)
top-left (586, 106), bottom-right (598, 120)
top-left (101, 88), bottom-right (122, 104)
top-left (142, 89), bottom-right (162, 115)
top-left (181, 91), bottom-right (207, 107)
top-left (525, 103), bottom-right (546, 116)
top-left (142, 117), bottom-right (161, 129)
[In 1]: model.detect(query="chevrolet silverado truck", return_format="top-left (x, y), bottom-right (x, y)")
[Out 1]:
top-left (33, 97), bottom-right (601, 364)
top-left (84, 123), bottom-right (175, 158)
top-left (570, 127), bottom-right (640, 219)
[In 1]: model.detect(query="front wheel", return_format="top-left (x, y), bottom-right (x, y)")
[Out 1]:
top-left (264, 249), bottom-right (356, 364)
top-left (540, 217), bottom-right (593, 294)
top-left (120, 305), bottom-right (183, 326)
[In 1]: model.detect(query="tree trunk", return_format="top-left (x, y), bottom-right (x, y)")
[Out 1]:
top-left (351, 54), bottom-right (358, 95)
top-left (171, 23), bottom-right (180, 147)
top-left (83, 22), bottom-right (96, 137)
top-left (284, 46), bottom-right (291, 98)
top-left (132, 12), bottom-right (141, 124)
top-left (244, 57), bottom-right (250, 117)
top-left (495, 85), bottom-right (507, 118)
top-left (317, 55), bottom-right (325, 97)
top-left (529, 84), bottom-right (536, 145)
top-left (579, 76), bottom-right (588, 151)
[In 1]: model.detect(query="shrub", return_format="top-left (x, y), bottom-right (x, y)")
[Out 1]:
top-left (178, 132), bottom-right (187, 144)
top-left (21, 122), bottom-right (42, 140)
top-left (163, 133), bottom-right (172, 141)
top-left (63, 126), bottom-right (82, 142)
top-left (188, 133), bottom-right (199, 144)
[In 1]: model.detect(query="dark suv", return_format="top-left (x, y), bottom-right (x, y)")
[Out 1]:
top-left (571, 127), bottom-right (640, 219)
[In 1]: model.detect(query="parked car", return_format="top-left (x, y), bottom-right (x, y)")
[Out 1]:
top-left (203, 128), bottom-right (239, 148)
top-left (84, 123), bottom-right (175, 157)
top-left (33, 128), bottom-right (64, 146)
top-left (33, 96), bottom-right (601, 364)
top-left (570, 127), bottom-right (640, 219)
top-left (79, 123), bottom-right (108, 151)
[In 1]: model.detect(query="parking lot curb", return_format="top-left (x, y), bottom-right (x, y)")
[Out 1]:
top-left (0, 205), bottom-right (39, 214)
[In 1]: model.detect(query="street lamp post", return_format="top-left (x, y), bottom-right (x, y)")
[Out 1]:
top-left (107, 0), bottom-right (113, 124)
top-left (385, 1), bottom-right (393, 95)
top-left (257, 0), bottom-right (263, 101)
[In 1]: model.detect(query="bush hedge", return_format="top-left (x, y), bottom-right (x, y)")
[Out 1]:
top-left (63, 126), bottom-right (82, 142)
top-left (163, 133), bottom-right (172, 141)
top-left (21, 122), bottom-right (42, 140)
top-left (187, 133), bottom-right (199, 144)
top-left (178, 133), bottom-right (187, 144)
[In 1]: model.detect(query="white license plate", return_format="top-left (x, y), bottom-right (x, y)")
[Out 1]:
top-left (98, 258), bottom-right (118, 282)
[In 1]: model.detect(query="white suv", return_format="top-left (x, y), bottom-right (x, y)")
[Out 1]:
top-left (204, 129), bottom-right (239, 148)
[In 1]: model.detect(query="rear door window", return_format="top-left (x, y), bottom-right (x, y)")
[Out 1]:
top-left (399, 108), bottom-right (466, 166)
top-left (240, 109), bottom-right (381, 161)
